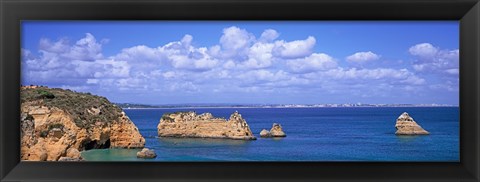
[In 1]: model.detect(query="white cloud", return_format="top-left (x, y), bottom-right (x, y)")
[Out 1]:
top-left (65, 33), bottom-right (104, 61)
top-left (346, 51), bottom-right (380, 63)
top-left (237, 70), bottom-right (288, 83)
top-left (86, 79), bottom-right (99, 84)
top-left (114, 45), bottom-right (163, 64)
top-left (168, 47), bottom-right (219, 71)
top-left (23, 28), bottom-right (448, 100)
top-left (169, 82), bottom-right (199, 92)
top-left (286, 53), bottom-right (337, 73)
top-left (308, 67), bottom-right (425, 85)
top-left (273, 36), bottom-right (316, 59)
top-left (259, 29), bottom-right (280, 42)
top-left (409, 43), bottom-right (458, 74)
top-left (241, 42), bottom-right (275, 69)
top-left (223, 60), bottom-right (236, 69)
top-left (409, 43), bottom-right (438, 58)
top-left (39, 38), bottom-right (70, 53)
top-left (445, 68), bottom-right (459, 75)
top-left (217, 26), bottom-right (255, 59)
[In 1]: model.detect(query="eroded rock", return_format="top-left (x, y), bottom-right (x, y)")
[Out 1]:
top-left (136, 148), bottom-right (157, 159)
top-left (157, 111), bottom-right (256, 140)
top-left (259, 123), bottom-right (286, 138)
top-left (20, 86), bottom-right (145, 161)
top-left (395, 112), bottom-right (429, 135)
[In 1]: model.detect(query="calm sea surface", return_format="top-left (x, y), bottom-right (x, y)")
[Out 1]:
top-left (81, 107), bottom-right (459, 161)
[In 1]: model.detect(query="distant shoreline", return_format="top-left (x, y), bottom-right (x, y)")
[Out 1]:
top-left (121, 106), bottom-right (459, 110)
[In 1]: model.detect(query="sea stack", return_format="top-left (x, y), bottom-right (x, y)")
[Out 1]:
top-left (260, 129), bottom-right (270, 137)
top-left (20, 86), bottom-right (145, 161)
top-left (395, 112), bottom-right (429, 135)
top-left (157, 111), bottom-right (256, 140)
top-left (259, 123), bottom-right (286, 137)
top-left (137, 148), bottom-right (157, 159)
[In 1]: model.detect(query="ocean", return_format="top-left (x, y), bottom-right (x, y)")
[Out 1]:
top-left (81, 107), bottom-right (459, 162)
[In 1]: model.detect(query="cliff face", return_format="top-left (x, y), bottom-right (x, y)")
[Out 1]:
top-left (20, 86), bottom-right (145, 161)
top-left (395, 112), bottom-right (429, 135)
top-left (157, 111), bottom-right (256, 140)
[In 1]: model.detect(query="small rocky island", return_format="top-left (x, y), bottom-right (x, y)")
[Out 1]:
top-left (137, 148), bottom-right (157, 159)
top-left (157, 111), bottom-right (256, 140)
top-left (395, 112), bottom-right (429, 135)
top-left (21, 86), bottom-right (145, 161)
top-left (260, 123), bottom-right (286, 137)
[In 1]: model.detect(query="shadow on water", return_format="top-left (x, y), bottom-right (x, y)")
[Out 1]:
top-left (395, 135), bottom-right (424, 143)
top-left (258, 137), bottom-right (286, 141)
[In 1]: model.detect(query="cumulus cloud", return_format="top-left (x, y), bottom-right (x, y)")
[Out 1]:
top-left (241, 42), bottom-right (275, 69)
top-left (114, 45), bottom-right (163, 63)
top-left (273, 36), bottom-right (316, 59)
top-left (286, 53), bottom-right (338, 73)
top-left (409, 43), bottom-right (438, 58)
top-left (346, 51), bottom-right (380, 63)
top-left (313, 68), bottom-right (425, 85)
top-left (259, 29), bottom-right (280, 42)
top-left (409, 43), bottom-right (459, 75)
top-left (23, 27), bottom-right (457, 103)
top-left (216, 26), bottom-right (255, 59)
top-left (22, 33), bottom-right (132, 90)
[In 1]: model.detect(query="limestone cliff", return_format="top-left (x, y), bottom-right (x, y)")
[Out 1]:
top-left (395, 112), bottom-right (429, 135)
top-left (20, 86), bottom-right (145, 161)
top-left (157, 111), bottom-right (256, 140)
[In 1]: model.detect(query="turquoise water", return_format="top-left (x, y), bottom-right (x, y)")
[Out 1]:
top-left (81, 107), bottom-right (459, 162)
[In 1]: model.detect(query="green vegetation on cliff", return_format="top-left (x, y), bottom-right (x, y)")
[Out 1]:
top-left (21, 86), bottom-right (123, 128)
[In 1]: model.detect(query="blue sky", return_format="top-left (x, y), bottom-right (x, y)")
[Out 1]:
top-left (21, 21), bottom-right (459, 105)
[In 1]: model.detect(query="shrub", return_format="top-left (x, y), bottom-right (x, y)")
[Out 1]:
top-left (40, 130), bottom-right (48, 138)
top-left (25, 114), bottom-right (34, 121)
top-left (48, 123), bottom-right (64, 130)
top-left (21, 87), bottom-right (124, 129)
top-left (36, 90), bottom-right (55, 99)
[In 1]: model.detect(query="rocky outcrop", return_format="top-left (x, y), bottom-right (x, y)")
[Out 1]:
top-left (20, 86), bottom-right (145, 161)
top-left (270, 123), bottom-right (286, 137)
top-left (395, 112), bottom-right (429, 135)
top-left (260, 129), bottom-right (270, 137)
top-left (260, 123), bottom-right (286, 137)
top-left (157, 111), bottom-right (256, 140)
top-left (137, 148), bottom-right (157, 159)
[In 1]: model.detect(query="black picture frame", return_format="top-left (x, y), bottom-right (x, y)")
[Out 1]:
top-left (1, 0), bottom-right (479, 181)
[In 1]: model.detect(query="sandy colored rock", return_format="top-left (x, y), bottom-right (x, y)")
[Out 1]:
top-left (269, 123), bottom-right (286, 137)
top-left (260, 129), bottom-right (270, 137)
top-left (20, 86), bottom-right (145, 161)
top-left (110, 111), bottom-right (145, 149)
top-left (25, 138), bottom-right (48, 161)
top-left (66, 148), bottom-right (82, 159)
top-left (395, 112), bottom-right (429, 135)
top-left (157, 111), bottom-right (256, 140)
top-left (137, 148), bottom-right (157, 159)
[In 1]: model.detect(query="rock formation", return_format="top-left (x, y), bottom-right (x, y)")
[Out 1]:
top-left (270, 123), bottom-right (286, 137)
top-left (260, 129), bottom-right (270, 137)
top-left (20, 86), bottom-right (145, 161)
top-left (157, 111), bottom-right (256, 140)
top-left (137, 148), bottom-right (157, 159)
top-left (395, 112), bottom-right (429, 135)
top-left (260, 123), bottom-right (286, 137)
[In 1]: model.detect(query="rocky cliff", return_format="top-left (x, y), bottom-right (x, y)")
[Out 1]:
top-left (20, 86), bottom-right (145, 161)
top-left (395, 112), bottom-right (429, 135)
top-left (157, 111), bottom-right (256, 140)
